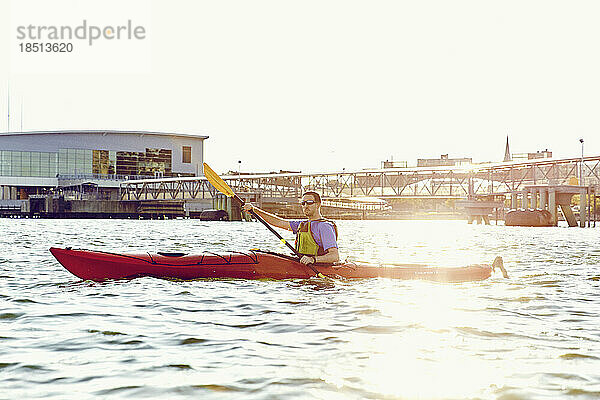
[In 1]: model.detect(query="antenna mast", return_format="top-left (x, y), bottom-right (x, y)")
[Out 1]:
top-left (7, 81), bottom-right (9, 132)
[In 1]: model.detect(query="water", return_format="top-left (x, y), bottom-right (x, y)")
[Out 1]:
top-left (1, 219), bottom-right (599, 399)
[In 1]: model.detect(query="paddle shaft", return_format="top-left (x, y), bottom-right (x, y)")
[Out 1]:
top-left (234, 194), bottom-right (299, 257)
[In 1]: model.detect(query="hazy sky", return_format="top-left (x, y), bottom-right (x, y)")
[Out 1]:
top-left (1, 0), bottom-right (599, 174)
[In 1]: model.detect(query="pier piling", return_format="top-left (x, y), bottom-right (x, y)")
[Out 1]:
top-left (549, 190), bottom-right (557, 225)
top-left (540, 189), bottom-right (548, 211)
top-left (531, 188), bottom-right (538, 209)
top-left (579, 188), bottom-right (587, 228)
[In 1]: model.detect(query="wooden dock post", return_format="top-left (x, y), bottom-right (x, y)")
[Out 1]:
top-left (592, 187), bottom-right (598, 228)
top-left (549, 189), bottom-right (557, 226)
top-left (580, 187), bottom-right (587, 227)
top-left (226, 196), bottom-right (232, 220)
top-left (559, 204), bottom-right (578, 227)
top-left (531, 188), bottom-right (538, 209)
top-left (521, 189), bottom-right (528, 209)
top-left (540, 188), bottom-right (548, 210)
top-left (591, 186), bottom-right (595, 228)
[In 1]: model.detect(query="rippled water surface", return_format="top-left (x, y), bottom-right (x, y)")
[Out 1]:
top-left (1, 219), bottom-right (599, 399)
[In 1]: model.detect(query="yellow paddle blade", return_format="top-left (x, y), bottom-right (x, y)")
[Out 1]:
top-left (203, 162), bottom-right (235, 197)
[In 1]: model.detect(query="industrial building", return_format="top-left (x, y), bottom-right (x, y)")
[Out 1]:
top-left (417, 154), bottom-right (472, 168)
top-left (0, 130), bottom-right (208, 200)
top-left (512, 149), bottom-right (553, 161)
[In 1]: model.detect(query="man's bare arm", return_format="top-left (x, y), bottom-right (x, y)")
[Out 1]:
top-left (242, 204), bottom-right (292, 231)
top-left (317, 247), bottom-right (339, 264)
top-left (300, 247), bottom-right (340, 265)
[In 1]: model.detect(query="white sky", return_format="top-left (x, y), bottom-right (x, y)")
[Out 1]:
top-left (1, 0), bottom-right (599, 174)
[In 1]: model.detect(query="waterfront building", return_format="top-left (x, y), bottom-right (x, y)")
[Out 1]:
top-left (503, 136), bottom-right (552, 162)
top-left (512, 149), bottom-right (553, 161)
top-left (0, 130), bottom-right (208, 200)
top-left (381, 160), bottom-right (408, 169)
top-left (417, 154), bottom-right (472, 168)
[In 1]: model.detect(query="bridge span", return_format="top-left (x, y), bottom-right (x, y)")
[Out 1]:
top-left (119, 156), bottom-right (600, 202)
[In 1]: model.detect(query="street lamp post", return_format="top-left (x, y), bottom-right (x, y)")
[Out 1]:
top-left (237, 161), bottom-right (242, 193)
top-left (579, 138), bottom-right (584, 185)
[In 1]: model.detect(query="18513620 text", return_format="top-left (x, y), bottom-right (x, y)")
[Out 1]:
top-left (19, 42), bottom-right (74, 53)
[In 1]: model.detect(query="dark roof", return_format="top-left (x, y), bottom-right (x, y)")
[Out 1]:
top-left (0, 130), bottom-right (209, 140)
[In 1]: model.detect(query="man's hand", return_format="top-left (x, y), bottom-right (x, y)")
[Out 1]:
top-left (299, 255), bottom-right (316, 265)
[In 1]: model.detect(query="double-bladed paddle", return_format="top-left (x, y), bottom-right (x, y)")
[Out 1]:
top-left (203, 162), bottom-right (326, 278)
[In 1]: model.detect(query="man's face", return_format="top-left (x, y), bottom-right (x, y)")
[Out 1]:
top-left (301, 195), bottom-right (318, 216)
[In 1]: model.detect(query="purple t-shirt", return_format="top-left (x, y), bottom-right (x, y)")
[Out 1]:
top-left (289, 220), bottom-right (338, 251)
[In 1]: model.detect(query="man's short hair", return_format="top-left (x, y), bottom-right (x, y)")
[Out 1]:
top-left (302, 191), bottom-right (321, 203)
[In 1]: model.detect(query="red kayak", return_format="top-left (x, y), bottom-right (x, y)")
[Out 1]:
top-left (50, 247), bottom-right (503, 282)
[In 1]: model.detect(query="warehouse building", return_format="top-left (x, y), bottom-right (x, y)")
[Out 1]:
top-left (0, 130), bottom-right (208, 200)
top-left (417, 154), bottom-right (472, 168)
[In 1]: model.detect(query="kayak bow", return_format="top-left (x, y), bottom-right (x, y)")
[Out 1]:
top-left (49, 247), bottom-right (501, 282)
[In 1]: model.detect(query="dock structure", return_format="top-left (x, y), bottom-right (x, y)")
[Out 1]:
top-left (456, 197), bottom-right (505, 225)
top-left (3, 155), bottom-right (599, 222)
top-left (113, 155), bottom-right (599, 224)
top-left (118, 156), bottom-right (600, 201)
top-left (506, 185), bottom-right (597, 227)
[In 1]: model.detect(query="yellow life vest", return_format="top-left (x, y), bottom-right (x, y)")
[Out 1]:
top-left (294, 219), bottom-right (338, 256)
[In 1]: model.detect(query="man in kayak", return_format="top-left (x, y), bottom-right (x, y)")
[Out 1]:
top-left (242, 191), bottom-right (339, 266)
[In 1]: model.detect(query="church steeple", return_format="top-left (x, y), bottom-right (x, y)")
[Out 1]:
top-left (503, 135), bottom-right (512, 162)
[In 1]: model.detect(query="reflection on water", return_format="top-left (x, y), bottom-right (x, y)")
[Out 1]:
top-left (0, 219), bottom-right (599, 399)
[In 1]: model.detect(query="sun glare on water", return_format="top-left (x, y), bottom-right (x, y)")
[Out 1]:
top-left (315, 276), bottom-right (508, 399)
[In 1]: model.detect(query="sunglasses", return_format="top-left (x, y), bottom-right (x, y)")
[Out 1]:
top-left (300, 200), bottom-right (316, 206)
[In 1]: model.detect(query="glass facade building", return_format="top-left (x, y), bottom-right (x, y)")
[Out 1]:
top-left (0, 130), bottom-right (207, 200)
top-left (1, 150), bottom-right (59, 178)
top-left (0, 148), bottom-right (183, 178)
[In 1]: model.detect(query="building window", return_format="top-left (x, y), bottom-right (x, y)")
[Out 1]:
top-left (93, 150), bottom-right (115, 175)
top-left (115, 148), bottom-right (172, 177)
top-left (182, 146), bottom-right (191, 164)
top-left (0, 150), bottom-right (59, 178)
